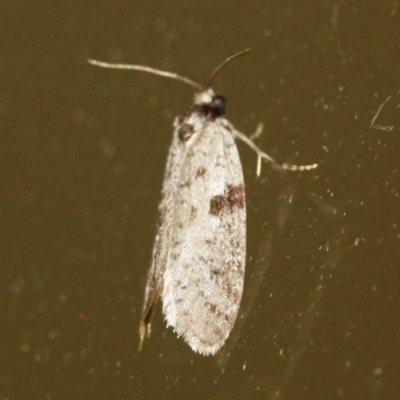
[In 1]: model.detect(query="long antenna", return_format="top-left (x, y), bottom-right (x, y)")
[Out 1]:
top-left (87, 59), bottom-right (203, 90)
top-left (206, 48), bottom-right (251, 88)
top-left (88, 49), bottom-right (251, 91)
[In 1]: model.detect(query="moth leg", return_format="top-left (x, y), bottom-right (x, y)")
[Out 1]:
top-left (248, 122), bottom-right (264, 141)
top-left (233, 128), bottom-right (318, 174)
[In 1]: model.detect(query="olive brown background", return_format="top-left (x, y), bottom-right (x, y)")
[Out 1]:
top-left (2, 1), bottom-right (399, 399)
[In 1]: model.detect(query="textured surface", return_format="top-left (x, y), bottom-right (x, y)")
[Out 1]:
top-left (140, 89), bottom-right (246, 355)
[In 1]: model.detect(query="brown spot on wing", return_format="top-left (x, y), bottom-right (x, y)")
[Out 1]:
top-left (209, 184), bottom-right (246, 216)
top-left (178, 123), bottom-right (194, 141)
top-left (227, 184), bottom-right (245, 209)
top-left (195, 166), bottom-right (206, 178)
top-left (209, 194), bottom-right (226, 216)
top-left (190, 205), bottom-right (198, 222)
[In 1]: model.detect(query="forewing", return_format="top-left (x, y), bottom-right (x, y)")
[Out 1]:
top-left (162, 119), bottom-right (246, 355)
top-left (139, 129), bottom-right (186, 342)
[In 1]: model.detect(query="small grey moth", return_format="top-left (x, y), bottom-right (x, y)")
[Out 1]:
top-left (88, 49), bottom-right (317, 356)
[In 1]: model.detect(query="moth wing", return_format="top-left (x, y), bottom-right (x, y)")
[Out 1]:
top-left (139, 132), bottom-right (187, 344)
top-left (162, 120), bottom-right (246, 355)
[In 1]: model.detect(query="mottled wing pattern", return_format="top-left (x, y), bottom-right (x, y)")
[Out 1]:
top-left (162, 114), bottom-right (246, 355)
top-left (139, 122), bottom-right (188, 343)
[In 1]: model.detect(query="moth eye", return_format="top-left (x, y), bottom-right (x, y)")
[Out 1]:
top-left (211, 95), bottom-right (226, 117)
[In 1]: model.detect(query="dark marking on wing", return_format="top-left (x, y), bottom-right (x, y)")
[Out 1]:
top-left (190, 205), bottom-right (198, 222)
top-left (227, 184), bottom-right (245, 209)
top-left (178, 123), bottom-right (194, 141)
top-left (209, 183), bottom-right (245, 216)
top-left (195, 166), bottom-right (206, 179)
top-left (209, 194), bottom-right (226, 216)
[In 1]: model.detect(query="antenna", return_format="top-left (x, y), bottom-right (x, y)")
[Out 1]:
top-left (88, 49), bottom-right (251, 91)
top-left (206, 48), bottom-right (251, 88)
top-left (87, 59), bottom-right (203, 90)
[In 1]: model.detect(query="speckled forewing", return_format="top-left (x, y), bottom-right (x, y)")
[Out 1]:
top-left (139, 124), bottom-right (188, 341)
top-left (162, 115), bottom-right (246, 356)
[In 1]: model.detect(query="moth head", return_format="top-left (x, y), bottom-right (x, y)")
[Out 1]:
top-left (190, 49), bottom-right (250, 119)
top-left (194, 88), bottom-right (227, 118)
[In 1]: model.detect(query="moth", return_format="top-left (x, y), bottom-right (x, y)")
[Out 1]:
top-left (88, 49), bottom-right (317, 356)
